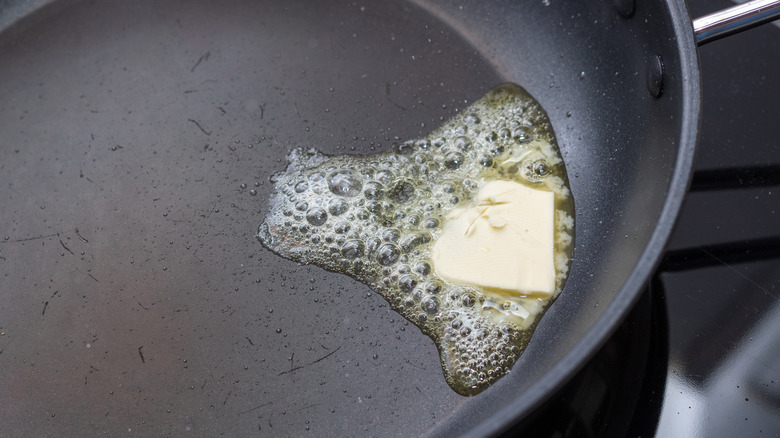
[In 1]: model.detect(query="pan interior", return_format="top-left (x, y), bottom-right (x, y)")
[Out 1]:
top-left (0, 0), bottom-right (500, 435)
top-left (0, 0), bottom-right (695, 436)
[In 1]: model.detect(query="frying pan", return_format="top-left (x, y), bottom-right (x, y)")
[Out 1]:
top-left (0, 0), bottom-right (778, 436)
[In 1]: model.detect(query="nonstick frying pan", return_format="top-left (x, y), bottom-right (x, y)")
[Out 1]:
top-left (0, 0), bottom-right (778, 436)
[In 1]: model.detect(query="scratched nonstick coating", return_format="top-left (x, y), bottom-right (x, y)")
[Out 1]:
top-left (0, 0), bottom-right (698, 436)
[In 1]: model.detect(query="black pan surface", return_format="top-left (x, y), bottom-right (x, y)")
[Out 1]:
top-left (0, 0), bottom-right (697, 436)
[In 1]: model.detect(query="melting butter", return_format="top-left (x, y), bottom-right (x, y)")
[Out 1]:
top-left (432, 179), bottom-right (556, 296)
top-left (257, 83), bottom-right (575, 395)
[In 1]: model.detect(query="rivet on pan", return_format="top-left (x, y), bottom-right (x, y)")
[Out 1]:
top-left (611, 0), bottom-right (636, 18)
top-left (646, 55), bottom-right (664, 98)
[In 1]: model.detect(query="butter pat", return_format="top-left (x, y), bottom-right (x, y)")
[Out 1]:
top-left (432, 180), bottom-right (556, 295)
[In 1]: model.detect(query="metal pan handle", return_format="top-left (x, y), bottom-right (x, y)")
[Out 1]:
top-left (693, 0), bottom-right (780, 45)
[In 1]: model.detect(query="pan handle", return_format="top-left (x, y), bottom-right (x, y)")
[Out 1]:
top-left (693, 0), bottom-right (780, 45)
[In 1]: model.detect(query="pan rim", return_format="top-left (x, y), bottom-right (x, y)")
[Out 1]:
top-left (452, 0), bottom-right (702, 436)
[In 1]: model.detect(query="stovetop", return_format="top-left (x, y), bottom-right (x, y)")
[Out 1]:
top-left (511, 1), bottom-right (780, 436)
top-left (654, 0), bottom-right (780, 432)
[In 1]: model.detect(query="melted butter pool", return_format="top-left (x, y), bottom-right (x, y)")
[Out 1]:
top-left (257, 83), bottom-right (574, 395)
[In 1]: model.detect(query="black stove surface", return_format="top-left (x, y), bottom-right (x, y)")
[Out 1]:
top-left (655, 0), bottom-right (780, 433)
top-left (512, 1), bottom-right (780, 436)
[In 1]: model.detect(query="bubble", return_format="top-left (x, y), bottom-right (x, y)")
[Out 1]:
top-left (399, 232), bottom-right (431, 252)
top-left (479, 155), bottom-right (493, 167)
top-left (388, 180), bottom-right (415, 203)
top-left (295, 201), bottom-right (309, 211)
top-left (381, 229), bottom-right (401, 242)
top-left (334, 221), bottom-right (351, 234)
top-left (424, 281), bottom-right (442, 295)
top-left (399, 275), bottom-right (417, 292)
top-left (375, 170), bottom-right (393, 185)
top-left (341, 240), bottom-right (365, 259)
top-left (294, 181), bottom-right (309, 193)
top-left (306, 207), bottom-right (328, 226)
top-left (359, 201), bottom-right (378, 214)
top-left (376, 244), bottom-right (401, 266)
top-left (328, 198), bottom-right (349, 216)
top-left (422, 218), bottom-right (439, 229)
top-left (397, 141), bottom-right (415, 155)
top-left (421, 296), bottom-right (439, 314)
top-left (512, 127), bottom-right (531, 142)
top-left (444, 152), bottom-right (464, 169)
top-left (414, 153), bottom-right (430, 165)
top-left (489, 144), bottom-right (504, 156)
top-left (454, 136), bottom-right (472, 151)
top-left (413, 262), bottom-right (431, 276)
top-left (328, 169), bottom-right (363, 197)
top-left (361, 167), bottom-right (375, 180)
top-left (363, 182), bottom-right (384, 199)
top-left (366, 236), bottom-right (381, 253)
top-left (521, 160), bottom-right (550, 182)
